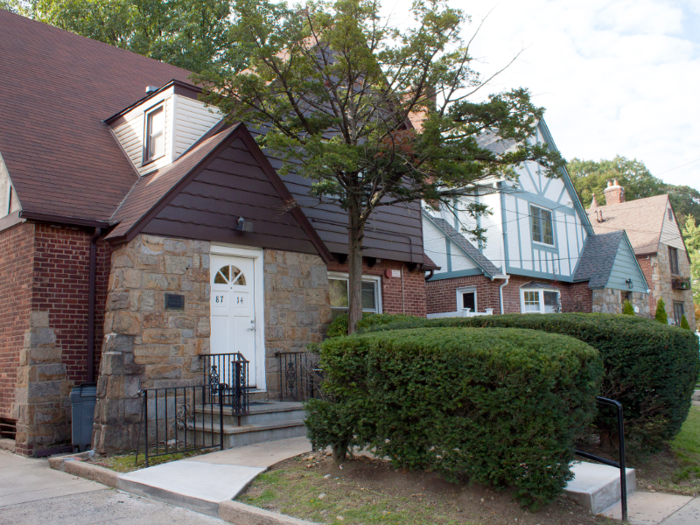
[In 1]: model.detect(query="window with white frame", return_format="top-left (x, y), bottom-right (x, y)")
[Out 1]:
top-left (457, 287), bottom-right (477, 313)
top-left (530, 204), bottom-right (554, 246)
top-left (144, 106), bottom-right (165, 162)
top-left (328, 272), bottom-right (382, 319)
top-left (520, 285), bottom-right (560, 314)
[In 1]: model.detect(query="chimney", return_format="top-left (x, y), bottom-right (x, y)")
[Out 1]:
top-left (603, 179), bottom-right (625, 205)
top-left (589, 193), bottom-right (599, 210)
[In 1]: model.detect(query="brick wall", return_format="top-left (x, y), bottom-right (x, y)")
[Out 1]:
top-left (426, 274), bottom-right (499, 315)
top-left (31, 224), bottom-right (111, 383)
top-left (0, 222), bottom-right (34, 420)
top-left (327, 259), bottom-right (427, 317)
top-left (426, 273), bottom-right (594, 315)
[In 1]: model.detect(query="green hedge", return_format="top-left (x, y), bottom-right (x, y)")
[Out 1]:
top-left (326, 313), bottom-right (416, 338)
top-left (361, 313), bottom-right (700, 449)
top-left (306, 327), bottom-right (603, 509)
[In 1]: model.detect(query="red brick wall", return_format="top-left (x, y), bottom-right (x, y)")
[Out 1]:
top-left (0, 223), bottom-right (34, 420)
top-left (426, 273), bottom-right (593, 315)
top-left (426, 274), bottom-right (500, 315)
top-left (31, 224), bottom-right (111, 384)
top-left (327, 259), bottom-right (427, 317)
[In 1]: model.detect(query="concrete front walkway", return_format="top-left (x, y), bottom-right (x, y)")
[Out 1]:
top-left (118, 436), bottom-right (313, 515)
top-left (601, 491), bottom-right (700, 525)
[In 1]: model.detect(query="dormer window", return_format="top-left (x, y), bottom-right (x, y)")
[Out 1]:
top-left (144, 106), bottom-right (164, 163)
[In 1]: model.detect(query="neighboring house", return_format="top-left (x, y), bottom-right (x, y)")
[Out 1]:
top-left (423, 121), bottom-right (651, 319)
top-left (0, 11), bottom-right (433, 455)
top-left (587, 181), bottom-right (695, 330)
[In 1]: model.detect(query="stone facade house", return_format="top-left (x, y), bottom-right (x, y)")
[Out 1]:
top-left (423, 122), bottom-right (651, 319)
top-left (587, 181), bottom-right (695, 330)
top-left (0, 11), bottom-right (432, 455)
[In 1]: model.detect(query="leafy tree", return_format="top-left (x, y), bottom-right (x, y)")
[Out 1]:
top-left (198, 0), bottom-right (563, 332)
top-left (655, 297), bottom-right (668, 324)
top-left (682, 216), bottom-right (700, 305)
top-left (10, 0), bottom-right (233, 73)
top-left (680, 315), bottom-right (690, 330)
top-left (568, 156), bottom-right (700, 228)
top-left (622, 300), bottom-right (635, 315)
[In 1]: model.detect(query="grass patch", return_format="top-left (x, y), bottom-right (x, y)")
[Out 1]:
top-left (632, 405), bottom-right (700, 496)
top-left (90, 448), bottom-right (210, 473)
top-left (237, 453), bottom-right (609, 525)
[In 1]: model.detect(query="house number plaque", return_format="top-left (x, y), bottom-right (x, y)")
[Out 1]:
top-left (165, 293), bottom-right (185, 310)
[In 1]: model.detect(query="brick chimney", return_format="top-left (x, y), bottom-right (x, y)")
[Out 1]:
top-left (603, 179), bottom-right (625, 205)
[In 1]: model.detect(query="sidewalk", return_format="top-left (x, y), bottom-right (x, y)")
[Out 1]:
top-left (104, 437), bottom-right (312, 516)
top-left (601, 492), bottom-right (700, 525)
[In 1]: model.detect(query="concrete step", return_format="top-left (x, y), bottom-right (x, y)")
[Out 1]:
top-left (194, 401), bottom-right (305, 427)
top-left (565, 461), bottom-right (636, 514)
top-left (187, 418), bottom-right (307, 449)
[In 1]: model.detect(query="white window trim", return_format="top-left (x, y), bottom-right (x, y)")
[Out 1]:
top-left (210, 244), bottom-right (266, 391)
top-left (456, 286), bottom-right (477, 314)
top-left (530, 204), bottom-right (555, 247)
top-left (144, 104), bottom-right (166, 164)
top-left (328, 272), bottom-right (383, 314)
top-left (519, 287), bottom-right (561, 314)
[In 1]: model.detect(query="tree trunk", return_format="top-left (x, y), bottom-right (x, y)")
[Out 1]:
top-left (347, 194), bottom-right (365, 334)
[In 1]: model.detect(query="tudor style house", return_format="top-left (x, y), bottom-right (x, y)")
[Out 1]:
top-left (587, 181), bottom-right (695, 330)
top-left (423, 121), bottom-right (651, 319)
top-left (0, 11), bottom-right (432, 455)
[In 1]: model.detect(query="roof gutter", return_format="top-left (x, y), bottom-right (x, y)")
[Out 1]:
top-left (19, 210), bottom-right (110, 229)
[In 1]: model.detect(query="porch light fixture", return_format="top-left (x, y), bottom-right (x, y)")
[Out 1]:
top-left (626, 278), bottom-right (633, 289)
top-left (236, 216), bottom-right (254, 233)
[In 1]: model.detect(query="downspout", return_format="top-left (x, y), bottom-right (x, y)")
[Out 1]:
top-left (401, 264), bottom-right (406, 314)
top-left (87, 227), bottom-right (101, 384)
top-left (498, 274), bottom-right (510, 315)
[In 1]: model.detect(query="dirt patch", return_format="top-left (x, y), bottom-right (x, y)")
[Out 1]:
top-left (238, 452), bottom-right (614, 525)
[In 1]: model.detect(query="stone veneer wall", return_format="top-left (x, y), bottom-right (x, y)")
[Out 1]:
top-left (13, 311), bottom-right (72, 455)
top-left (591, 289), bottom-right (650, 316)
top-left (263, 250), bottom-right (331, 399)
top-left (92, 234), bottom-right (211, 453)
top-left (646, 244), bottom-right (696, 330)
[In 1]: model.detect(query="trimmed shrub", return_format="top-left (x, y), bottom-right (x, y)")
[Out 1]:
top-left (681, 315), bottom-right (690, 330)
top-left (361, 313), bottom-right (700, 449)
top-left (622, 300), bottom-right (635, 315)
top-left (326, 313), bottom-right (416, 338)
top-left (306, 327), bottom-right (602, 509)
top-left (656, 298), bottom-right (668, 324)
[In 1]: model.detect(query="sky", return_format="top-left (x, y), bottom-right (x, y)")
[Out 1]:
top-left (382, 0), bottom-right (700, 190)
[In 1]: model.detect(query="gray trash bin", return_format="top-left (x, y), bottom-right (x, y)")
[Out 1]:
top-left (70, 383), bottom-right (96, 452)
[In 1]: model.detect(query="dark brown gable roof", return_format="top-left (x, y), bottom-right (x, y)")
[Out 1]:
top-left (0, 11), bottom-right (193, 223)
top-left (107, 123), bottom-right (332, 262)
top-left (586, 194), bottom-right (668, 255)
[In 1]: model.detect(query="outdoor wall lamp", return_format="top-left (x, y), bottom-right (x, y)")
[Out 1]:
top-left (626, 278), bottom-right (633, 289)
top-left (236, 217), bottom-right (254, 233)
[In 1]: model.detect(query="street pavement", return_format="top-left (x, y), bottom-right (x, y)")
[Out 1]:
top-left (0, 450), bottom-right (228, 525)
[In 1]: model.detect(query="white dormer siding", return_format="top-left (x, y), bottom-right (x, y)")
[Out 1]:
top-left (173, 95), bottom-right (222, 157)
top-left (110, 87), bottom-right (222, 176)
top-left (0, 151), bottom-right (21, 218)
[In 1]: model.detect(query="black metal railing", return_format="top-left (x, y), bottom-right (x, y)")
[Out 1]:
top-left (576, 396), bottom-right (628, 522)
top-left (137, 384), bottom-right (224, 468)
top-left (276, 351), bottom-right (322, 401)
top-left (201, 353), bottom-right (250, 415)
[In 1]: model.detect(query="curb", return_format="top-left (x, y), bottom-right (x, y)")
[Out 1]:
top-left (219, 501), bottom-right (318, 525)
top-left (48, 454), bottom-right (121, 489)
top-left (49, 453), bottom-right (318, 524)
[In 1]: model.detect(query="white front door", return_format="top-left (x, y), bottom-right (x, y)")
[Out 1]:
top-left (210, 254), bottom-right (257, 387)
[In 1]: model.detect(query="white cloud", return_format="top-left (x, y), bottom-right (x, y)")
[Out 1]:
top-left (382, 0), bottom-right (700, 189)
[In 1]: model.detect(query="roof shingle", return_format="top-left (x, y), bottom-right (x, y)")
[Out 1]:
top-left (0, 10), bottom-right (193, 222)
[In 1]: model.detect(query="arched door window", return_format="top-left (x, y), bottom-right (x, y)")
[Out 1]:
top-left (214, 265), bottom-right (246, 286)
